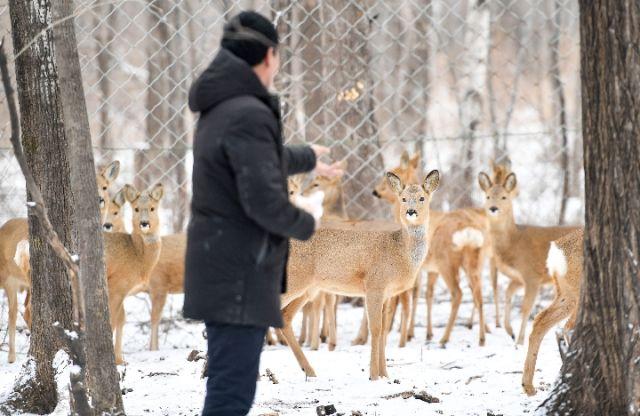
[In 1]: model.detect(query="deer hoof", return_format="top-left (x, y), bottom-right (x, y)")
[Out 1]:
top-left (522, 383), bottom-right (536, 396)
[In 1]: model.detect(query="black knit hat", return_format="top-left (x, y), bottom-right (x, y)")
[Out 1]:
top-left (221, 11), bottom-right (279, 66)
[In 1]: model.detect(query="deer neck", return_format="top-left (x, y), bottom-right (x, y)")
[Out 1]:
top-left (325, 187), bottom-right (348, 219)
top-left (488, 208), bottom-right (517, 249)
top-left (402, 223), bottom-right (428, 269)
top-left (131, 230), bottom-right (162, 273)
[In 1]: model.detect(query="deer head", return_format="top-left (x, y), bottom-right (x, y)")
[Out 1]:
top-left (103, 187), bottom-right (127, 233)
top-left (302, 161), bottom-right (346, 205)
top-left (386, 169), bottom-right (439, 227)
top-left (96, 160), bottom-right (120, 222)
top-left (373, 151), bottom-right (420, 203)
top-left (478, 171), bottom-right (517, 219)
top-left (124, 183), bottom-right (164, 235)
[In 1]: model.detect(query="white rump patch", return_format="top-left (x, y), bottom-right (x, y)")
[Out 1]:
top-left (547, 242), bottom-right (568, 278)
top-left (293, 191), bottom-right (325, 221)
top-left (452, 227), bottom-right (484, 249)
top-left (14, 239), bottom-right (30, 268)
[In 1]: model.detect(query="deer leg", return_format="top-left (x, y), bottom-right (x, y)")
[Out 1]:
top-left (504, 280), bottom-right (522, 339)
top-left (299, 302), bottom-right (311, 345)
top-left (398, 290), bottom-right (410, 348)
top-left (352, 307), bottom-right (369, 346)
top-left (278, 294), bottom-right (316, 377)
top-left (23, 289), bottom-right (31, 329)
top-left (149, 290), bottom-right (167, 351)
top-left (387, 296), bottom-right (399, 333)
top-left (490, 257), bottom-right (500, 328)
top-left (325, 294), bottom-right (337, 351)
top-left (425, 272), bottom-right (438, 341)
top-left (408, 272), bottom-right (422, 341)
top-left (516, 281), bottom-right (541, 345)
top-left (6, 286), bottom-right (17, 363)
top-left (467, 305), bottom-right (476, 329)
top-left (310, 295), bottom-right (324, 351)
top-left (366, 292), bottom-right (385, 380)
top-left (265, 328), bottom-right (277, 346)
top-left (379, 299), bottom-right (391, 378)
top-left (522, 296), bottom-right (572, 396)
top-left (463, 251), bottom-right (486, 346)
top-left (439, 269), bottom-right (462, 346)
top-left (320, 293), bottom-right (331, 343)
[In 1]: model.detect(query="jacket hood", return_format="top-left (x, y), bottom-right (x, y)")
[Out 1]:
top-left (188, 48), bottom-right (271, 113)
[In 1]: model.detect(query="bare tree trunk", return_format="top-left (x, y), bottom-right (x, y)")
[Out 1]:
top-left (549, 0), bottom-right (570, 225)
top-left (136, 0), bottom-right (170, 188)
top-left (94, 1), bottom-right (116, 151)
top-left (166, 5), bottom-right (190, 233)
top-left (4, 0), bottom-right (74, 412)
top-left (541, 1), bottom-right (640, 413)
top-left (52, 1), bottom-right (125, 413)
top-left (458, 0), bottom-right (489, 208)
top-left (325, 0), bottom-right (384, 220)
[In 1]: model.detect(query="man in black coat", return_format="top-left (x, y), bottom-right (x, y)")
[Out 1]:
top-left (183, 11), bottom-right (342, 416)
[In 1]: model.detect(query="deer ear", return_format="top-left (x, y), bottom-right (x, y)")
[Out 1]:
top-left (150, 183), bottom-right (164, 201)
top-left (386, 172), bottom-right (404, 194)
top-left (400, 151), bottom-right (410, 168)
top-left (410, 154), bottom-right (420, 169)
top-left (113, 188), bottom-right (126, 208)
top-left (478, 172), bottom-right (492, 192)
top-left (102, 160), bottom-right (120, 183)
top-left (423, 170), bottom-right (439, 194)
top-left (123, 184), bottom-right (139, 203)
top-left (504, 173), bottom-right (517, 193)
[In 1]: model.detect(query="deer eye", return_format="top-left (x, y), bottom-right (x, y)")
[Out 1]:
top-left (402, 198), bottom-right (406, 202)
top-left (314, 184), bottom-right (319, 187)
top-left (501, 196), bottom-right (507, 200)
top-left (151, 207), bottom-right (155, 212)
top-left (135, 208), bottom-right (139, 212)
top-left (486, 196), bottom-right (490, 199)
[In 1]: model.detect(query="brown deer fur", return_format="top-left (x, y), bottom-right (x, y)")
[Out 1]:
top-left (522, 228), bottom-right (583, 395)
top-left (478, 171), bottom-right (578, 345)
top-left (278, 170), bottom-right (439, 380)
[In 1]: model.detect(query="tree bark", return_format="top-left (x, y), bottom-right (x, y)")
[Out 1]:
top-left (5, 0), bottom-right (74, 413)
top-left (541, 1), bottom-right (640, 414)
top-left (52, 1), bottom-right (125, 413)
top-left (94, 0), bottom-right (116, 150)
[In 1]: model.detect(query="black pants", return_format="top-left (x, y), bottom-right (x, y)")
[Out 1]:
top-left (203, 322), bottom-right (267, 416)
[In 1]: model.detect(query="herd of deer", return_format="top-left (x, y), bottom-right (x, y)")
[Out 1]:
top-left (0, 152), bottom-right (585, 396)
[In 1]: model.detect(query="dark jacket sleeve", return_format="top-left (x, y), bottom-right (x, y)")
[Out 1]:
top-left (284, 145), bottom-right (316, 176)
top-left (223, 108), bottom-right (316, 241)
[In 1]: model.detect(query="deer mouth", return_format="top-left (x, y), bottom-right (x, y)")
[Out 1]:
top-left (99, 198), bottom-right (105, 208)
top-left (406, 209), bottom-right (418, 221)
top-left (103, 223), bottom-right (113, 232)
top-left (139, 222), bottom-right (151, 231)
top-left (488, 206), bottom-right (499, 216)
top-left (372, 189), bottom-right (381, 198)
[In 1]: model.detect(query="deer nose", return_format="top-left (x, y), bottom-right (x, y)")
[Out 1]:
top-left (372, 190), bottom-right (381, 198)
top-left (99, 198), bottom-right (105, 208)
top-left (406, 209), bottom-right (418, 217)
top-left (139, 221), bottom-right (150, 230)
top-left (489, 206), bottom-right (499, 214)
top-left (103, 223), bottom-right (113, 232)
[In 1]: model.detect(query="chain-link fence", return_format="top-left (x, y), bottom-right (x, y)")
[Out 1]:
top-left (0, 0), bottom-right (583, 232)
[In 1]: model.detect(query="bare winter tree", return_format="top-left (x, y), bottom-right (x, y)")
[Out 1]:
top-left (93, 0), bottom-right (117, 150)
top-left (4, 1), bottom-right (75, 412)
top-left (541, 1), bottom-right (640, 414)
top-left (52, 0), bottom-right (125, 413)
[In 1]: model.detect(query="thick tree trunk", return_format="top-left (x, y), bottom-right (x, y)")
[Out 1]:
top-left (5, 0), bottom-right (74, 413)
top-left (52, 1), bottom-right (125, 413)
top-left (541, 1), bottom-right (640, 414)
top-left (325, 0), bottom-right (385, 220)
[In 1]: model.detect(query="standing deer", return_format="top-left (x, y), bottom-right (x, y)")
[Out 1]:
top-left (104, 183), bottom-right (164, 364)
top-left (522, 228), bottom-right (583, 395)
top-left (1, 161), bottom-right (121, 363)
top-left (478, 171), bottom-right (578, 345)
top-left (278, 170), bottom-right (439, 380)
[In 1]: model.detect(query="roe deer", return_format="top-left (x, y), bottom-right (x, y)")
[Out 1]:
top-left (97, 160), bottom-right (121, 223)
top-left (104, 183), bottom-right (164, 364)
top-left (368, 151), bottom-right (490, 346)
top-left (0, 218), bottom-right (30, 363)
top-left (2, 161), bottom-right (121, 363)
top-left (478, 171), bottom-right (578, 345)
top-left (522, 228), bottom-right (583, 395)
top-left (278, 170), bottom-right (439, 380)
top-left (102, 187), bottom-right (127, 233)
top-left (298, 171), bottom-right (348, 350)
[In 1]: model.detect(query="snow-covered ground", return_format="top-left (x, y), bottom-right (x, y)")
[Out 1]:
top-left (0, 278), bottom-right (562, 416)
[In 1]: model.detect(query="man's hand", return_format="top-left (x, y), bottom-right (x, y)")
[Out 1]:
top-left (310, 145), bottom-right (345, 178)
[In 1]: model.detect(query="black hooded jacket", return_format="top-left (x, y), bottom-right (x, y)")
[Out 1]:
top-left (183, 49), bottom-right (316, 328)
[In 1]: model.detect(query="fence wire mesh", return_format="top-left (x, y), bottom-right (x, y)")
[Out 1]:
top-left (0, 0), bottom-right (582, 232)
